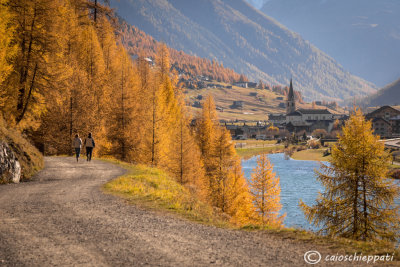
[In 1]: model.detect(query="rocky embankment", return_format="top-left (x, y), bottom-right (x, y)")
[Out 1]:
top-left (0, 118), bottom-right (43, 183)
top-left (0, 141), bottom-right (21, 183)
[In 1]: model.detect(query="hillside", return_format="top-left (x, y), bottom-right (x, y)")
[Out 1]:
top-left (185, 84), bottom-right (285, 121)
top-left (0, 118), bottom-right (43, 183)
top-left (119, 21), bottom-right (244, 83)
top-left (261, 0), bottom-right (400, 87)
top-left (363, 78), bottom-right (400, 107)
top-left (110, 0), bottom-right (376, 102)
top-left (184, 82), bottom-right (343, 121)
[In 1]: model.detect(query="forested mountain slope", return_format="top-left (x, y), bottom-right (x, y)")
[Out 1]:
top-left (119, 21), bottom-right (243, 83)
top-left (110, 0), bottom-right (376, 102)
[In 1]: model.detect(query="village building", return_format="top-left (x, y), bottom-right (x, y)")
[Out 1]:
top-left (286, 79), bottom-right (296, 114)
top-left (225, 124), bottom-right (269, 139)
top-left (232, 100), bottom-right (244, 109)
top-left (370, 117), bottom-right (392, 138)
top-left (233, 82), bottom-right (248, 88)
top-left (366, 106), bottom-right (400, 138)
top-left (390, 116), bottom-right (400, 137)
top-left (268, 78), bottom-right (340, 134)
top-left (268, 114), bottom-right (286, 126)
top-left (286, 109), bottom-right (334, 133)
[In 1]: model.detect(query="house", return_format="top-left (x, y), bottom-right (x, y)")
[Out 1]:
top-left (268, 114), bottom-right (286, 125)
top-left (247, 82), bottom-right (257, 88)
top-left (371, 117), bottom-right (392, 138)
top-left (233, 82), bottom-right (248, 88)
top-left (224, 124), bottom-right (269, 139)
top-left (366, 106), bottom-right (400, 138)
top-left (389, 115), bottom-right (400, 136)
top-left (366, 106), bottom-right (400, 121)
top-left (232, 101), bottom-right (244, 109)
top-left (278, 103), bottom-right (286, 108)
top-left (192, 101), bottom-right (202, 108)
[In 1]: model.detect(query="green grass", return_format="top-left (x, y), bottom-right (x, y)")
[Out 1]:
top-left (291, 148), bottom-right (332, 161)
top-left (102, 159), bottom-right (228, 227)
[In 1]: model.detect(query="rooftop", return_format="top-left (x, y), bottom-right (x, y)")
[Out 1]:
top-left (297, 109), bottom-right (332, 115)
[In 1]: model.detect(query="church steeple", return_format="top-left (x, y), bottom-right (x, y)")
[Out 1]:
top-left (286, 78), bottom-right (296, 114)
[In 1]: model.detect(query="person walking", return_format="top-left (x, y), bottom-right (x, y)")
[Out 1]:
top-left (72, 134), bottom-right (82, 162)
top-left (84, 133), bottom-right (95, 162)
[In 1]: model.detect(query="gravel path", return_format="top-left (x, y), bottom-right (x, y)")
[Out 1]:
top-left (0, 157), bottom-right (391, 266)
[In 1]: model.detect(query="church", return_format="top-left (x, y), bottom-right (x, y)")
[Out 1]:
top-left (284, 79), bottom-right (337, 133)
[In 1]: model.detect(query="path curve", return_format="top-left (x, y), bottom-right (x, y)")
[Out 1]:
top-left (0, 157), bottom-right (375, 266)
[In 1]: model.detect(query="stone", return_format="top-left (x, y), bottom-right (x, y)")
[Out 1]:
top-left (0, 141), bottom-right (21, 183)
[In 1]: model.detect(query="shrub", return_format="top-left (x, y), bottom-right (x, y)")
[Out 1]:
top-left (308, 140), bottom-right (321, 149)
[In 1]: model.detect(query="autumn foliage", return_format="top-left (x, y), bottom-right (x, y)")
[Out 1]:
top-left (119, 21), bottom-right (243, 83)
top-left (0, 0), bottom-right (260, 226)
top-left (301, 108), bottom-right (400, 241)
top-left (249, 154), bottom-right (283, 226)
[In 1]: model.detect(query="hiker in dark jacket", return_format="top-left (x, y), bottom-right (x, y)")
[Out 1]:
top-left (84, 133), bottom-right (95, 162)
top-left (72, 134), bottom-right (82, 162)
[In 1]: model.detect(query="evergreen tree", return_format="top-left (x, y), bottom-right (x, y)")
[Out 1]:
top-left (0, 0), bottom-right (16, 85)
top-left (300, 108), bottom-right (400, 241)
top-left (249, 154), bottom-right (283, 226)
top-left (196, 95), bottom-right (255, 224)
top-left (3, 0), bottom-right (60, 127)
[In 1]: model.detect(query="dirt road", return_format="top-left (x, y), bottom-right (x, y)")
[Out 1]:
top-left (0, 158), bottom-right (385, 266)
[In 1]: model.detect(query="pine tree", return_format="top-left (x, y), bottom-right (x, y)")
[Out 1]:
top-left (3, 0), bottom-right (61, 127)
top-left (196, 96), bottom-right (255, 224)
top-left (168, 101), bottom-right (206, 198)
top-left (0, 0), bottom-right (16, 85)
top-left (249, 154), bottom-right (283, 226)
top-left (300, 108), bottom-right (400, 241)
top-left (105, 47), bottom-right (138, 161)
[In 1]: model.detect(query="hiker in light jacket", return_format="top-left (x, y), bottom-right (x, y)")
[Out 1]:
top-left (72, 134), bottom-right (82, 162)
top-left (84, 133), bottom-right (95, 162)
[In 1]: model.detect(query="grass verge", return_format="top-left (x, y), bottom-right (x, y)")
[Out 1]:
top-left (103, 158), bottom-right (400, 262)
top-left (242, 224), bottom-right (400, 261)
top-left (102, 159), bottom-right (228, 227)
top-left (236, 145), bottom-right (285, 159)
top-left (291, 148), bottom-right (331, 162)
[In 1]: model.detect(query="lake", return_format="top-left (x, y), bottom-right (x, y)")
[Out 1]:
top-left (242, 153), bottom-right (400, 231)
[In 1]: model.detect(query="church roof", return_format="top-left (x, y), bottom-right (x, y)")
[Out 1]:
top-left (287, 111), bottom-right (302, 116)
top-left (297, 109), bottom-right (332, 115)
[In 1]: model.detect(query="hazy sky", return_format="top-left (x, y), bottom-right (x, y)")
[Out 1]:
top-left (245, 0), bottom-right (269, 9)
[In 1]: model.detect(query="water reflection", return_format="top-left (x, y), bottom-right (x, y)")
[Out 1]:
top-left (242, 153), bottom-right (400, 232)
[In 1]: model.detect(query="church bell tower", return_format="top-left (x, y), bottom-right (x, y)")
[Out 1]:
top-left (286, 78), bottom-right (296, 114)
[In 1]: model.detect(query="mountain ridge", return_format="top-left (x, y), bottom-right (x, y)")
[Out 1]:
top-left (110, 0), bottom-right (376, 102)
top-left (363, 78), bottom-right (400, 107)
top-left (261, 0), bottom-right (400, 87)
